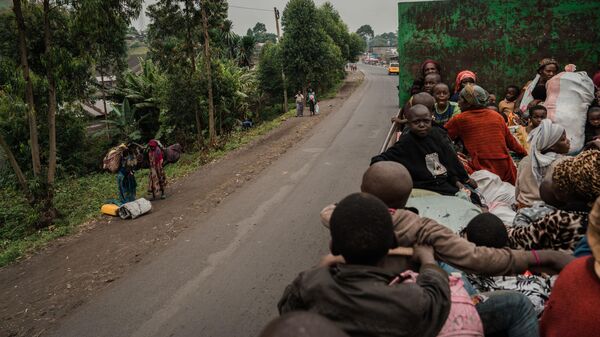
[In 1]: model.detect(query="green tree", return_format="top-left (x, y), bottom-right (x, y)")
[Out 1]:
top-left (356, 24), bottom-right (374, 40)
top-left (1, 0), bottom-right (141, 226)
top-left (94, 98), bottom-right (142, 143)
top-left (281, 0), bottom-right (344, 95)
top-left (116, 59), bottom-right (164, 141)
top-left (257, 42), bottom-right (284, 105)
top-left (348, 32), bottom-right (366, 61)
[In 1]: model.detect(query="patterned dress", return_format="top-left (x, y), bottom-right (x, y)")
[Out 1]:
top-left (148, 147), bottom-right (166, 196)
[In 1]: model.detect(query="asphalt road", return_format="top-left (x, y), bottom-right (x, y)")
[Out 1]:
top-left (49, 65), bottom-right (400, 337)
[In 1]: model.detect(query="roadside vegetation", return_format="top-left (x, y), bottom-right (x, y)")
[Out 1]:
top-left (0, 0), bottom-right (365, 266)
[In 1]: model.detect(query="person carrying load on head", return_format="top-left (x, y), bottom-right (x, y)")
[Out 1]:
top-left (117, 144), bottom-right (137, 204)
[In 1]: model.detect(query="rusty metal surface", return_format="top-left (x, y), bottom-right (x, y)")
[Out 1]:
top-left (397, 0), bottom-right (600, 105)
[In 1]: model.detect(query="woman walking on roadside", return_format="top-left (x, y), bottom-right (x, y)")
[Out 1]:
top-left (147, 139), bottom-right (167, 200)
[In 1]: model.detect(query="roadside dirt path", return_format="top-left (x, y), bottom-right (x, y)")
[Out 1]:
top-left (0, 71), bottom-right (364, 337)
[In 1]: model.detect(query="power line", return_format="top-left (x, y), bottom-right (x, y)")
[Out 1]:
top-left (229, 4), bottom-right (273, 12)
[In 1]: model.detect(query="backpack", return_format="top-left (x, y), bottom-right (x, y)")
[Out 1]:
top-left (103, 144), bottom-right (127, 173)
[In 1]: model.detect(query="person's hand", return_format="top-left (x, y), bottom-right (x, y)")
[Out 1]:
top-left (391, 116), bottom-right (402, 124)
top-left (318, 254), bottom-right (345, 267)
top-left (412, 244), bottom-right (435, 265)
top-left (465, 178), bottom-right (478, 189)
top-left (455, 181), bottom-right (465, 190)
top-left (584, 139), bottom-right (600, 151)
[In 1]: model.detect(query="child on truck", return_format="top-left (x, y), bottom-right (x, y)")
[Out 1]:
top-left (279, 192), bottom-right (451, 337)
top-left (373, 104), bottom-right (474, 197)
top-left (432, 83), bottom-right (461, 125)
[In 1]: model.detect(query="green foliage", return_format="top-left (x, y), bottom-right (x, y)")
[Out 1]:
top-left (281, 0), bottom-right (345, 94)
top-left (257, 42), bottom-right (284, 105)
top-left (356, 24), bottom-right (374, 40)
top-left (249, 22), bottom-right (277, 43)
top-left (370, 32), bottom-right (397, 47)
top-left (115, 59), bottom-right (165, 140)
top-left (94, 99), bottom-right (142, 143)
top-left (0, 107), bottom-right (296, 266)
top-left (348, 33), bottom-right (366, 61)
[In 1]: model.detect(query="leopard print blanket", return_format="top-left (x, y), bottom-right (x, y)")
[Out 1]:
top-left (507, 210), bottom-right (588, 253)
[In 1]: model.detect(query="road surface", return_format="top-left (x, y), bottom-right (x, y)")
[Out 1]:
top-left (49, 65), bottom-right (399, 337)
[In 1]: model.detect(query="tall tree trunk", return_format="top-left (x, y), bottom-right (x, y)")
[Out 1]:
top-left (0, 133), bottom-right (29, 199)
top-left (43, 0), bottom-right (57, 188)
top-left (41, 0), bottom-right (58, 224)
top-left (201, 0), bottom-right (216, 146)
top-left (100, 69), bottom-right (110, 141)
top-left (13, 0), bottom-right (42, 177)
top-left (185, 0), bottom-right (203, 148)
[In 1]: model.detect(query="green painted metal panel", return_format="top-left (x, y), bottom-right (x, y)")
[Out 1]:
top-left (397, 0), bottom-right (600, 106)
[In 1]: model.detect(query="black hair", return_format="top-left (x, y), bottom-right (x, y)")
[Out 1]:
top-left (330, 193), bottom-right (397, 265)
top-left (506, 85), bottom-right (520, 93)
top-left (528, 104), bottom-right (547, 115)
top-left (464, 213), bottom-right (508, 248)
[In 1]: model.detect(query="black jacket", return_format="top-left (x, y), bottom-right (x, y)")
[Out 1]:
top-left (278, 263), bottom-right (450, 337)
top-left (371, 128), bottom-right (469, 195)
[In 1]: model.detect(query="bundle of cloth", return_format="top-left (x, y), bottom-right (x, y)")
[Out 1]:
top-left (544, 71), bottom-right (595, 154)
top-left (118, 198), bottom-right (152, 219)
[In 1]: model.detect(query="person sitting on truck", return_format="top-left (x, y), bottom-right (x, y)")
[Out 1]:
top-left (320, 161), bottom-right (575, 276)
top-left (372, 104), bottom-right (475, 198)
top-left (539, 195), bottom-right (600, 337)
top-left (410, 59), bottom-right (442, 95)
top-left (433, 83), bottom-right (461, 125)
top-left (393, 92), bottom-right (435, 123)
top-left (514, 58), bottom-right (559, 113)
top-left (515, 119), bottom-right (569, 208)
top-left (499, 85), bottom-right (521, 126)
top-left (445, 84), bottom-right (528, 184)
top-left (450, 70), bottom-right (476, 102)
top-left (279, 192), bottom-right (451, 337)
top-left (423, 73), bottom-right (442, 94)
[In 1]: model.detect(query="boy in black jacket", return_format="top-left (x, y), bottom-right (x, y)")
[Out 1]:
top-left (372, 104), bottom-right (474, 196)
top-left (278, 193), bottom-right (450, 337)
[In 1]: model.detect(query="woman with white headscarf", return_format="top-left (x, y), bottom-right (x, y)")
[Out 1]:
top-left (515, 119), bottom-right (571, 208)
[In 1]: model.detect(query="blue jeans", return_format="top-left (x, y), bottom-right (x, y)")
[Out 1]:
top-left (476, 290), bottom-right (539, 337)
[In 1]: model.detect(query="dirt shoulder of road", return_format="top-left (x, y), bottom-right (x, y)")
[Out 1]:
top-left (0, 70), bottom-right (365, 337)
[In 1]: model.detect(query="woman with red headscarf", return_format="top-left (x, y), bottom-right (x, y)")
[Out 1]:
top-left (450, 70), bottom-right (477, 102)
top-left (409, 59), bottom-right (442, 96)
top-left (147, 139), bottom-right (167, 199)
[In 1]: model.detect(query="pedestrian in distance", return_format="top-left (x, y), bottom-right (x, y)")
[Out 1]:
top-left (147, 139), bottom-right (167, 200)
top-left (294, 91), bottom-right (304, 117)
top-left (307, 88), bottom-right (317, 116)
top-left (117, 144), bottom-right (137, 204)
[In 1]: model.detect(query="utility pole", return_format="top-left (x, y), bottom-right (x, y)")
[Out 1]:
top-left (274, 7), bottom-right (288, 113)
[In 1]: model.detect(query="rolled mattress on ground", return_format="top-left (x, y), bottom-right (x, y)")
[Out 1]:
top-left (118, 198), bottom-right (152, 219)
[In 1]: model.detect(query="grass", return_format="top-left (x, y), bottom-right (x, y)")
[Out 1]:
top-left (0, 109), bottom-right (295, 267)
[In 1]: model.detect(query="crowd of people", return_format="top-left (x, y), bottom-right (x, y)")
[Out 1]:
top-left (259, 58), bottom-right (600, 337)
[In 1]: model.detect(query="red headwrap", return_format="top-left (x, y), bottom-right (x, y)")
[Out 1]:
top-left (593, 71), bottom-right (600, 89)
top-left (148, 139), bottom-right (158, 148)
top-left (420, 59), bottom-right (441, 77)
top-left (454, 70), bottom-right (477, 93)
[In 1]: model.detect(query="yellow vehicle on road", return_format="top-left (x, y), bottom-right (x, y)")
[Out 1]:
top-left (388, 62), bottom-right (399, 75)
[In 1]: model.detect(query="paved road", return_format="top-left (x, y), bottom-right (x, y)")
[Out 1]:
top-left (49, 65), bottom-right (399, 337)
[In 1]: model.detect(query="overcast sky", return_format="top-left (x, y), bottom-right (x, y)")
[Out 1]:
top-left (133, 1), bottom-right (434, 36)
